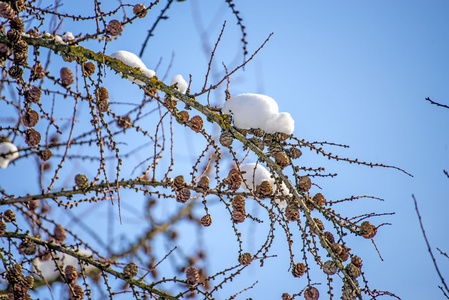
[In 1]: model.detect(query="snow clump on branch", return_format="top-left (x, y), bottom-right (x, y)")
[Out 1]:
top-left (240, 163), bottom-right (290, 208)
top-left (110, 50), bottom-right (155, 85)
top-left (0, 141), bottom-right (19, 168)
top-left (222, 93), bottom-right (294, 134)
top-left (170, 75), bottom-right (188, 100)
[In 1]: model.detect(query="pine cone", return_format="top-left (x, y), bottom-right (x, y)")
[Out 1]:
top-left (200, 214), bottom-right (212, 227)
top-left (97, 87), bottom-right (109, 101)
top-left (186, 267), bottom-right (199, 285)
top-left (8, 65), bottom-right (23, 79)
top-left (25, 128), bottom-right (41, 146)
top-left (10, 17), bottom-right (24, 32)
top-left (106, 19), bottom-right (122, 36)
top-left (82, 62), bottom-right (96, 76)
top-left (64, 265), bottom-right (78, 283)
top-left (304, 286), bottom-right (319, 300)
top-left (227, 168), bottom-right (241, 191)
top-left (285, 204), bottom-right (299, 222)
top-left (117, 115), bottom-right (131, 128)
top-left (177, 111), bottom-right (189, 123)
top-left (298, 176), bottom-right (312, 192)
top-left (19, 239), bottom-right (37, 255)
top-left (287, 147), bottom-right (302, 159)
top-left (219, 131), bottom-right (233, 148)
top-left (133, 4), bottom-right (147, 18)
top-left (291, 262), bottom-right (306, 278)
top-left (323, 231), bottom-right (335, 244)
top-left (38, 149), bottom-right (52, 161)
top-left (21, 110), bottom-right (39, 127)
top-left (255, 180), bottom-right (272, 198)
top-left (238, 252), bottom-right (252, 266)
top-left (173, 175), bottom-right (185, 190)
top-left (312, 193), bottom-right (326, 207)
top-left (24, 85), bottom-right (42, 103)
top-left (322, 260), bottom-right (337, 275)
top-left (60, 67), bottom-right (74, 87)
top-left (351, 256), bottom-right (362, 268)
top-left (176, 187), bottom-right (190, 203)
top-left (232, 195), bottom-right (245, 212)
top-left (74, 174), bottom-right (89, 188)
top-left (359, 221), bottom-right (377, 239)
top-left (3, 209), bottom-right (16, 222)
top-left (123, 262), bottom-right (138, 278)
top-left (189, 115), bottom-right (203, 132)
top-left (197, 175), bottom-right (209, 192)
top-left (249, 137), bottom-right (264, 150)
top-left (54, 224), bottom-right (66, 243)
top-left (232, 210), bottom-right (245, 224)
top-left (0, 2), bottom-right (15, 19)
top-left (274, 152), bottom-right (290, 169)
top-left (31, 63), bottom-right (45, 81)
top-left (248, 128), bottom-right (264, 137)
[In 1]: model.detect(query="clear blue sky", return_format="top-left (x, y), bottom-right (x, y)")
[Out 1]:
top-left (1, 1), bottom-right (448, 299)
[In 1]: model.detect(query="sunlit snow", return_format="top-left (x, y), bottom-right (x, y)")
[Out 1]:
top-left (110, 50), bottom-right (155, 85)
top-left (0, 142), bottom-right (19, 168)
top-left (222, 93), bottom-right (294, 134)
top-left (240, 163), bottom-right (290, 208)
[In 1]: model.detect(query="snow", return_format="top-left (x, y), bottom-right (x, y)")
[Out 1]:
top-left (171, 75), bottom-right (188, 94)
top-left (0, 142), bottom-right (19, 168)
top-left (33, 248), bottom-right (96, 281)
top-left (222, 93), bottom-right (294, 134)
top-left (110, 50), bottom-right (155, 85)
top-left (240, 163), bottom-right (290, 208)
top-left (170, 75), bottom-right (188, 100)
top-left (62, 32), bottom-right (75, 42)
top-left (54, 35), bottom-right (65, 44)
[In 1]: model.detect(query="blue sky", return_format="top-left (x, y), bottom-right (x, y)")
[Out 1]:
top-left (1, 0), bottom-right (448, 299)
